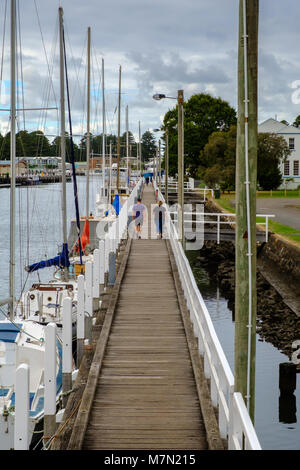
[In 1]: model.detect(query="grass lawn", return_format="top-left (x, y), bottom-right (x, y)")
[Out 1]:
top-left (214, 194), bottom-right (300, 244)
top-left (216, 189), bottom-right (300, 198)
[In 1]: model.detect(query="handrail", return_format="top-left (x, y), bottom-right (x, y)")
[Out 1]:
top-left (153, 181), bottom-right (261, 450)
top-left (170, 211), bottom-right (275, 243)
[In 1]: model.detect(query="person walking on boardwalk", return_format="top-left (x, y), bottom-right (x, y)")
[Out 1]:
top-left (153, 200), bottom-right (167, 239)
top-left (132, 197), bottom-right (147, 239)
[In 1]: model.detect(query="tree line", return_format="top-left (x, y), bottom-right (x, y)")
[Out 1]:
top-left (0, 129), bottom-right (158, 162)
top-left (160, 92), bottom-right (292, 191)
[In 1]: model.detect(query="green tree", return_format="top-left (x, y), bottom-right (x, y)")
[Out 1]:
top-left (52, 132), bottom-right (80, 162)
top-left (257, 133), bottom-right (290, 190)
top-left (201, 127), bottom-right (289, 191)
top-left (293, 115), bottom-right (300, 128)
top-left (162, 93), bottom-right (237, 177)
top-left (141, 130), bottom-right (156, 161)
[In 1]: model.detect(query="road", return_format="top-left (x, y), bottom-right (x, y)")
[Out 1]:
top-left (229, 198), bottom-right (300, 231)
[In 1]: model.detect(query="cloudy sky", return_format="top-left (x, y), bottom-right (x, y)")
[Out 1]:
top-left (1, 0), bottom-right (300, 143)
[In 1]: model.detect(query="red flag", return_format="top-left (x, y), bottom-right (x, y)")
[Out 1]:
top-left (74, 219), bottom-right (90, 253)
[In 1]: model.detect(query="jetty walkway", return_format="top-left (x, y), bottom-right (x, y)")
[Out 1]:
top-left (52, 183), bottom-right (261, 451)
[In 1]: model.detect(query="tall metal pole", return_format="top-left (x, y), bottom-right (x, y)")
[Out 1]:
top-left (154, 148), bottom-right (157, 186)
top-left (9, 0), bottom-right (16, 319)
top-left (109, 141), bottom-right (112, 204)
top-left (139, 121), bottom-right (142, 178)
top-left (59, 7), bottom-right (68, 282)
top-left (235, 0), bottom-right (258, 423)
top-left (86, 27), bottom-right (91, 218)
top-left (165, 129), bottom-right (169, 205)
top-left (177, 90), bottom-right (184, 245)
top-left (116, 65), bottom-right (121, 193)
top-left (102, 58), bottom-right (106, 203)
top-left (126, 105), bottom-right (129, 189)
top-left (158, 139), bottom-right (161, 192)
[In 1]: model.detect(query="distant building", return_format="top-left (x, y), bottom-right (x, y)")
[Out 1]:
top-left (0, 159), bottom-right (27, 176)
top-left (258, 118), bottom-right (300, 189)
top-left (89, 156), bottom-right (117, 170)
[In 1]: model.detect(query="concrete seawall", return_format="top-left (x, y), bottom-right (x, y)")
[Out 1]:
top-left (205, 198), bottom-right (300, 317)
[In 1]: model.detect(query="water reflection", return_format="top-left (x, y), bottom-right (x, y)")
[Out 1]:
top-left (279, 363), bottom-right (297, 425)
top-left (186, 249), bottom-right (300, 450)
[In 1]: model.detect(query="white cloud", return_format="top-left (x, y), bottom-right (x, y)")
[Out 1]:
top-left (1, 0), bottom-right (300, 141)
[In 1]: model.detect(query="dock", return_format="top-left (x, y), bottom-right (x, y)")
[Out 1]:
top-left (51, 183), bottom-right (261, 451)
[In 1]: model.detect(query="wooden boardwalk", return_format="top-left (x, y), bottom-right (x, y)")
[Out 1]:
top-left (63, 185), bottom-right (223, 450)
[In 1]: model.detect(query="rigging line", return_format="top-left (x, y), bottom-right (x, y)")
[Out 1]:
top-left (0, 306), bottom-right (44, 343)
top-left (64, 23), bottom-right (87, 119)
top-left (35, 19), bottom-right (59, 150)
top-left (0, 0), bottom-right (8, 106)
top-left (91, 43), bottom-right (103, 136)
top-left (17, 0), bottom-right (25, 130)
top-left (34, 0), bottom-right (58, 106)
top-left (91, 53), bottom-right (102, 137)
top-left (62, 21), bottom-right (83, 266)
top-left (33, 11), bottom-right (59, 144)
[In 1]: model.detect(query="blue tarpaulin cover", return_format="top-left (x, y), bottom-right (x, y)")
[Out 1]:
top-left (25, 243), bottom-right (70, 273)
top-left (112, 194), bottom-right (122, 216)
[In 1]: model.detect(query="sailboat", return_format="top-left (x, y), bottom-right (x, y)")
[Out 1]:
top-left (0, 0), bottom-right (62, 449)
top-left (15, 8), bottom-right (85, 332)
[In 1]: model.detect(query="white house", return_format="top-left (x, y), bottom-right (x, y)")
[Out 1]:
top-left (258, 118), bottom-right (300, 189)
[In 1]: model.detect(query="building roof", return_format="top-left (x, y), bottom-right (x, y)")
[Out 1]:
top-left (258, 118), bottom-right (300, 134)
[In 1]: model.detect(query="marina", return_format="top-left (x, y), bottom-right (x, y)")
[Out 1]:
top-left (0, 0), bottom-right (299, 454)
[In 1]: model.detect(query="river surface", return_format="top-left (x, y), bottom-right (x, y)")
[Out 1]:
top-left (0, 175), bottom-right (101, 304)
top-left (186, 250), bottom-right (300, 450)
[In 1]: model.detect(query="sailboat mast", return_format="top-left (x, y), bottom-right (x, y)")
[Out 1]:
top-left (138, 120), bottom-right (141, 178)
top-left (59, 7), bottom-right (68, 281)
top-left (126, 105), bottom-right (129, 189)
top-left (116, 65), bottom-right (121, 193)
top-left (102, 58), bottom-right (106, 203)
top-left (9, 0), bottom-right (16, 319)
top-left (86, 27), bottom-right (91, 218)
top-left (109, 141), bottom-right (112, 205)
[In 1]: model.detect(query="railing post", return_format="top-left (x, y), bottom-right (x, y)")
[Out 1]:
top-left (93, 248), bottom-right (100, 310)
top-left (104, 233), bottom-right (109, 286)
top-left (14, 363), bottom-right (29, 450)
top-left (44, 322), bottom-right (57, 445)
top-left (76, 274), bottom-right (85, 367)
top-left (85, 261), bottom-right (93, 316)
top-left (108, 245), bottom-right (116, 286)
top-left (62, 297), bottom-right (73, 408)
top-left (85, 261), bottom-right (93, 343)
top-left (265, 216), bottom-right (269, 243)
top-left (217, 214), bottom-right (220, 244)
top-left (99, 240), bottom-right (105, 295)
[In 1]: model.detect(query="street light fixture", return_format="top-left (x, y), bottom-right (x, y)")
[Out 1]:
top-left (153, 94), bottom-right (177, 101)
top-left (153, 90), bottom-right (184, 244)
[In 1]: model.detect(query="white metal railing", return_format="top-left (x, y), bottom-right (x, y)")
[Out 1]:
top-left (161, 181), bottom-right (214, 198)
top-left (154, 181), bottom-right (261, 450)
top-left (170, 211), bottom-right (275, 244)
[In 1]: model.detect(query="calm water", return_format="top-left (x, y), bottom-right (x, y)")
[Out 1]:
top-left (186, 250), bottom-right (300, 450)
top-left (0, 175), bottom-right (101, 303)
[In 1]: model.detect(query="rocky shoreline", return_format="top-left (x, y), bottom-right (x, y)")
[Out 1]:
top-left (194, 241), bottom-right (300, 359)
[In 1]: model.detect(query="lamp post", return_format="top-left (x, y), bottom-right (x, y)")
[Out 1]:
top-left (158, 139), bottom-right (161, 192)
top-left (153, 91), bottom-right (184, 243)
top-left (154, 127), bottom-right (169, 206)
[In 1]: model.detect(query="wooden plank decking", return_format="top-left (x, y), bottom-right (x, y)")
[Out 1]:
top-left (66, 185), bottom-right (223, 450)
